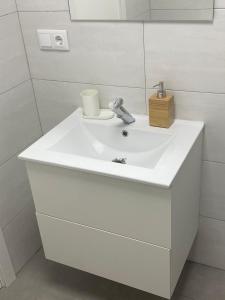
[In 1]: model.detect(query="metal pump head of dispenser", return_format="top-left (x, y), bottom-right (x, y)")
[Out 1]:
top-left (153, 81), bottom-right (166, 99)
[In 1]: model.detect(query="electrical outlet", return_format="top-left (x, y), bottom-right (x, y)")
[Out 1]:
top-left (37, 30), bottom-right (69, 51)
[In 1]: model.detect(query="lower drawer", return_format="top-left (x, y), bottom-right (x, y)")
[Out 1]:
top-left (37, 213), bottom-right (171, 299)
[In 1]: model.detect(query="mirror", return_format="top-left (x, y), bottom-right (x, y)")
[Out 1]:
top-left (69, 0), bottom-right (214, 22)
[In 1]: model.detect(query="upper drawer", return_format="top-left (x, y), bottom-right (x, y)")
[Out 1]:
top-left (27, 162), bottom-right (171, 248)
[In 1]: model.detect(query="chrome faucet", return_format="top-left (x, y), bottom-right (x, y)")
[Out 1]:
top-left (110, 98), bottom-right (135, 125)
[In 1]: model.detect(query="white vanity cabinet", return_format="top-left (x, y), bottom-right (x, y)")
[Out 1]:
top-left (20, 111), bottom-right (203, 299)
top-left (26, 132), bottom-right (201, 299)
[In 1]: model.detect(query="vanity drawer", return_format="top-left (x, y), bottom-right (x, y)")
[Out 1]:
top-left (37, 213), bottom-right (171, 299)
top-left (27, 162), bottom-right (171, 248)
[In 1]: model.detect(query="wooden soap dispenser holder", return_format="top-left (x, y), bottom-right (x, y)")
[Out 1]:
top-left (149, 81), bottom-right (174, 128)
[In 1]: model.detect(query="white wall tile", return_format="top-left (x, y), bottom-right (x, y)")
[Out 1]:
top-left (0, 0), bottom-right (16, 16)
top-left (144, 9), bottom-right (225, 93)
top-left (190, 216), bottom-right (225, 270)
top-left (215, 1), bottom-right (225, 8)
top-left (33, 79), bottom-right (146, 133)
top-left (3, 202), bottom-right (41, 273)
top-left (19, 11), bottom-right (145, 88)
top-left (0, 0), bottom-right (42, 275)
top-left (16, 0), bottom-right (68, 11)
top-left (201, 161), bottom-right (225, 221)
top-left (0, 13), bottom-right (29, 94)
top-left (0, 157), bottom-right (32, 229)
top-left (0, 80), bottom-right (42, 165)
top-left (146, 89), bottom-right (225, 164)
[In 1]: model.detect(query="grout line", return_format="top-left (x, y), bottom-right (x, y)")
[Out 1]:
top-left (147, 87), bottom-right (225, 96)
top-left (142, 22), bottom-right (148, 114)
top-left (0, 132), bottom-right (42, 170)
top-left (67, 0), bottom-right (73, 21)
top-left (0, 11), bottom-right (17, 18)
top-left (15, 7), bottom-right (44, 135)
top-left (17, 10), bottom-right (69, 13)
top-left (174, 295), bottom-right (195, 300)
top-left (203, 159), bottom-right (225, 166)
top-left (15, 247), bottom-right (42, 276)
top-left (2, 201), bottom-right (35, 233)
top-left (199, 214), bottom-right (225, 223)
top-left (2, 201), bottom-right (33, 232)
top-left (0, 79), bottom-right (30, 97)
top-left (32, 78), bottom-right (146, 90)
top-left (30, 78), bottom-right (44, 134)
top-left (189, 261), bottom-right (225, 273)
top-left (32, 78), bottom-right (225, 96)
top-left (14, 8), bottom-right (225, 13)
top-left (32, 77), bottom-right (225, 97)
top-left (151, 8), bottom-right (214, 11)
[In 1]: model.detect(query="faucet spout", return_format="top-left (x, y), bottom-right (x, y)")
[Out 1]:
top-left (110, 98), bottom-right (135, 125)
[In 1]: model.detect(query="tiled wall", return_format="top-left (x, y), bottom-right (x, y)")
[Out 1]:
top-left (16, 0), bottom-right (225, 270)
top-left (0, 0), bottom-right (42, 273)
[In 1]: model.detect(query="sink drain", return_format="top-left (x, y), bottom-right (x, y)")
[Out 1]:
top-left (122, 130), bottom-right (128, 137)
top-left (112, 158), bottom-right (127, 164)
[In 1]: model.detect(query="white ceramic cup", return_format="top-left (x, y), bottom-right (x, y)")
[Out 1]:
top-left (80, 89), bottom-right (100, 117)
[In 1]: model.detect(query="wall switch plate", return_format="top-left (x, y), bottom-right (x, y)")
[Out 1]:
top-left (37, 30), bottom-right (70, 51)
top-left (38, 30), bottom-right (52, 49)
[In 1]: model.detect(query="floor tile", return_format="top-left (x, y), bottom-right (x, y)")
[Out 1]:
top-left (176, 261), bottom-right (225, 300)
top-left (0, 250), bottom-right (224, 300)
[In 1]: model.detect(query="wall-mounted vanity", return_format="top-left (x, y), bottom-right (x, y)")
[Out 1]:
top-left (18, 1), bottom-right (213, 298)
top-left (20, 109), bottom-right (204, 299)
top-left (68, 0), bottom-right (214, 22)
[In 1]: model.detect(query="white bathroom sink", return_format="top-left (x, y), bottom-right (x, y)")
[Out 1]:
top-left (19, 107), bottom-right (204, 298)
top-left (19, 108), bottom-right (204, 187)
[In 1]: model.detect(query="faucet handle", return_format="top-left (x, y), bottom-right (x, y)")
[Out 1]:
top-left (109, 97), bottom-right (135, 124)
top-left (109, 97), bottom-right (124, 109)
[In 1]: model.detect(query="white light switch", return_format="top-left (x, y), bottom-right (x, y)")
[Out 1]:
top-left (37, 30), bottom-right (69, 51)
top-left (38, 31), bottom-right (52, 49)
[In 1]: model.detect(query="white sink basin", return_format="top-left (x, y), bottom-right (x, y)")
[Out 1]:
top-left (19, 108), bottom-right (203, 187)
top-left (49, 115), bottom-right (172, 169)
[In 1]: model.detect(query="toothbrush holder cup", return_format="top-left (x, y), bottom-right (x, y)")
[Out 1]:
top-left (80, 89), bottom-right (100, 117)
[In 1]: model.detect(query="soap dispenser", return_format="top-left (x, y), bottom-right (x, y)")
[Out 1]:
top-left (149, 81), bottom-right (174, 128)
